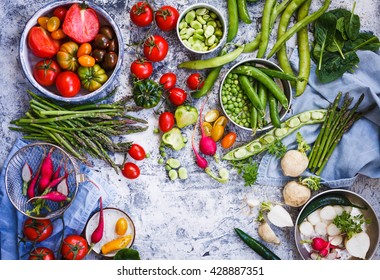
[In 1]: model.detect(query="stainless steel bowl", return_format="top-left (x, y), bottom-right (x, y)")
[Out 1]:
top-left (219, 58), bottom-right (292, 132)
top-left (295, 189), bottom-right (380, 260)
top-left (176, 3), bottom-right (226, 54)
top-left (19, 0), bottom-right (123, 103)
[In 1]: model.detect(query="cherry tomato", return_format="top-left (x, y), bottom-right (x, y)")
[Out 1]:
top-left (130, 2), bottom-right (154, 27)
top-left (168, 87), bottom-right (187, 106)
top-left (128, 144), bottom-right (146, 161)
top-left (159, 72), bottom-right (176, 90)
top-left (211, 125), bottom-right (225, 142)
top-left (61, 235), bottom-right (88, 260)
top-left (47, 16), bottom-right (60, 32)
top-left (122, 162), bottom-right (140, 179)
top-left (29, 247), bottom-right (55, 260)
top-left (187, 73), bottom-right (205, 90)
top-left (155, 6), bottom-right (180, 32)
top-left (221, 132), bottom-right (237, 149)
top-left (143, 35), bottom-right (168, 62)
top-left (37, 16), bottom-right (49, 29)
top-left (33, 59), bottom-right (61, 87)
top-left (53, 7), bottom-right (68, 22)
top-left (159, 112), bottom-right (175, 132)
top-left (78, 55), bottom-right (96, 67)
top-left (77, 43), bottom-right (92, 57)
top-left (23, 218), bottom-right (53, 242)
top-left (130, 59), bottom-right (153, 80)
top-left (55, 71), bottom-right (81, 98)
top-left (27, 26), bottom-right (60, 58)
top-left (50, 29), bottom-right (66, 40)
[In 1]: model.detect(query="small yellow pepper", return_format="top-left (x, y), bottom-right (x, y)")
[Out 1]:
top-left (115, 217), bottom-right (128, 236)
top-left (101, 235), bottom-right (132, 255)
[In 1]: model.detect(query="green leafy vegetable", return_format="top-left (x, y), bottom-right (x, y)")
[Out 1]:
top-left (231, 159), bottom-right (259, 186)
top-left (267, 139), bottom-right (287, 158)
top-left (333, 210), bottom-right (370, 239)
top-left (299, 176), bottom-right (321, 191)
top-left (113, 248), bottom-right (141, 260)
top-left (344, 2), bottom-right (360, 40)
top-left (296, 132), bottom-right (310, 154)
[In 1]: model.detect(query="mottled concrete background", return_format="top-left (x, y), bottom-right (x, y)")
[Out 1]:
top-left (0, 0), bottom-right (379, 260)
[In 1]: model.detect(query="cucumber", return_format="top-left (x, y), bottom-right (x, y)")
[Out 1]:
top-left (223, 109), bottom-right (327, 161)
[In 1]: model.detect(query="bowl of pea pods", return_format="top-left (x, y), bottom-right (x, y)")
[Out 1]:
top-left (219, 58), bottom-right (293, 133)
top-left (176, 3), bottom-right (226, 54)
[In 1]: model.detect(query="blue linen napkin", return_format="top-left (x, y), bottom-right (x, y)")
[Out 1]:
top-left (0, 139), bottom-right (117, 259)
top-left (256, 50), bottom-right (380, 188)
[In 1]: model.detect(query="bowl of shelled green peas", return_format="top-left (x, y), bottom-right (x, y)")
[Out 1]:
top-left (176, 3), bottom-right (226, 54)
top-left (219, 59), bottom-right (292, 132)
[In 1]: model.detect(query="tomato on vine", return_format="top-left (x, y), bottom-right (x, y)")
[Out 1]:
top-left (61, 234), bottom-right (88, 260)
top-left (168, 88), bottom-right (187, 106)
top-left (130, 2), bottom-right (154, 27)
top-left (128, 144), bottom-right (146, 161)
top-left (23, 218), bottom-right (53, 242)
top-left (130, 59), bottom-right (153, 80)
top-left (155, 6), bottom-right (180, 32)
top-left (29, 247), bottom-right (55, 260)
top-left (33, 59), bottom-right (61, 87)
top-left (159, 72), bottom-right (176, 90)
top-left (187, 73), bottom-right (205, 90)
top-left (143, 35), bottom-right (168, 62)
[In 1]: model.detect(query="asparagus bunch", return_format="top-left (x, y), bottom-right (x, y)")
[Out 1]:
top-left (308, 92), bottom-right (364, 175)
top-left (10, 91), bottom-right (148, 172)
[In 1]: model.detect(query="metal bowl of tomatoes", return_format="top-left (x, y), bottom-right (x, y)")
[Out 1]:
top-left (19, 0), bottom-right (123, 103)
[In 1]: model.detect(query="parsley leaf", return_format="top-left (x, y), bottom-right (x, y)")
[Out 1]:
top-left (333, 210), bottom-right (370, 239)
top-left (267, 139), bottom-right (287, 158)
top-left (230, 159), bottom-right (259, 187)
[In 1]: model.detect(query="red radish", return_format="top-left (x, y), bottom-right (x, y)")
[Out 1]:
top-left (22, 162), bottom-right (32, 196)
top-left (38, 148), bottom-right (55, 193)
top-left (57, 178), bottom-right (69, 196)
top-left (27, 190), bottom-right (71, 203)
top-left (191, 107), bottom-right (208, 169)
top-left (91, 197), bottom-right (104, 244)
top-left (311, 237), bottom-right (329, 251)
top-left (27, 159), bottom-right (44, 199)
top-left (46, 174), bottom-right (66, 189)
top-left (52, 165), bottom-right (62, 180)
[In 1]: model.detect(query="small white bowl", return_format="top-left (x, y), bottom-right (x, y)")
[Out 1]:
top-left (19, 0), bottom-right (124, 103)
top-left (176, 3), bottom-right (226, 55)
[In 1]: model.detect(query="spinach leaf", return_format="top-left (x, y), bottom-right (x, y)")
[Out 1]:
top-left (344, 32), bottom-right (380, 52)
top-left (344, 4), bottom-right (360, 41)
top-left (336, 17), bottom-right (348, 40)
top-left (311, 43), bottom-right (323, 62)
top-left (113, 248), bottom-right (141, 260)
top-left (314, 12), bottom-right (337, 70)
top-left (326, 32), bottom-right (345, 58)
top-left (316, 51), bottom-right (359, 83)
top-left (329, 8), bottom-right (351, 19)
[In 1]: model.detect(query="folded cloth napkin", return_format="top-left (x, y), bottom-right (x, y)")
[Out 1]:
top-left (0, 139), bottom-right (117, 260)
top-left (256, 50), bottom-right (380, 188)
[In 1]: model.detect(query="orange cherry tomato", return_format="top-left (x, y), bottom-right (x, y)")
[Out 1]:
top-left (78, 55), bottom-right (96, 67)
top-left (115, 218), bottom-right (128, 236)
top-left (221, 132), bottom-right (237, 149)
top-left (50, 29), bottom-right (66, 40)
top-left (77, 43), bottom-right (92, 58)
top-left (37, 16), bottom-right (49, 29)
top-left (211, 125), bottom-right (225, 142)
top-left (47, 16), bottom-right (60, 32)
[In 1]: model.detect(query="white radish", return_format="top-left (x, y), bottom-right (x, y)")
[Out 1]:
top-left (280, 150), bottom-right (309, 177)
top-left (315, 222), bottom-right (327, 235)
top-left (343, 206), bottom-right (352, 213)
top-left (333, 205), bottom-right (344, 216)
top-left (246, 198), bottom-right (260, 208)
top-left (267, 204), bottom-right (294, 227)
top-left (345, 232), bottom-right (370, 259)
top-left (329, 235), bottom-right (343, 246)
top-left (350, 207), bottom-right (362, 217)
top-left (299, 221), bottom-right (314, 237)
top-left (320, 205), bottom-right (337, 220)
top-left (56, 177), bottom-right (69, 196)
top-left (326, 250), bottom-right (338, 260)
top-left (307, 209), bottom-right (321, 225)
top-left (258, 222), bottom-right (281, 244)
top-left (22, 162), bottom-right (32, 182)
top-left (327, 223), bottom-right (341, 236)
top-left (310, 252), bottom-right (319, 260)
top-left (282, 181), bottom-right (311, 207)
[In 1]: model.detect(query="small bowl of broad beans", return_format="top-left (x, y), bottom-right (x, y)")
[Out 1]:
top-left (219, 59), bottom-right (292, 133)
top-left (176, 3), bottom-right (226, 54)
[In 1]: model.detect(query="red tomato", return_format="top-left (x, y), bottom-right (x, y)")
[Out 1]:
top-left (61, 235), bottom-right (88, 260)
top-left (130, 59), bottom-right (153, 80)
top-left (187, 73), bottom-right (205, 90)
top-left (55, 71), bottom-right (81, 97)
top-left (159, 72), bottom-right (176, 90)
top-left (143, 35), bottom-right (168, 62)
top-left (33, 59), bottom-right (61, 87)
top-left (168, 88), bottom-right (187, 106)
top-left (27, 26), bottom-right (60, 58)
top-left (159, 112), bottom-right (175, 132)
top-left (130, 2), bottom-right (154, 27)
top-left (62, 3), bottom-right (100, 43)
top-left (122, 162), bottom-right (140, 179)
top-left (53, 7), bottom-right (68, 22)
top-left (128, 144), bottom-right (146, 161)
top-left (29, 247), bottom-right (55, 260)
top-left (155, 6), bottom-right (180, 32)
top-left (23, 218), bottom-right (53, 242)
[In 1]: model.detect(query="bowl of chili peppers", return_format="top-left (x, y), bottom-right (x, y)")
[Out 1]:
top-left (19, 0), bottom-right (123, 103)
top-left (5, 142), bottom-right (80, 219)
top-left (219, 58), bottom-right (292, 133)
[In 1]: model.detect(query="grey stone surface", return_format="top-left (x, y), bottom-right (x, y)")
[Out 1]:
top-left (0, 0), bottom-right (379, 260)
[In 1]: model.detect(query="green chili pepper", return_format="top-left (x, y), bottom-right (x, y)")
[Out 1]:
top-left (178, 45), bottom-right (244, 70)
top-left (231, 66), bottom-right (289, 110)
top-left (227, 0), bottom-right (239, 42)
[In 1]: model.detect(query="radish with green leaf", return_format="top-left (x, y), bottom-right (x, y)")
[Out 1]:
top-left (260, 201), bottom-right (294, 228)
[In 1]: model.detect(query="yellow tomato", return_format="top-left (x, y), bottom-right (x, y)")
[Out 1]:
top-left (202, 122), bottom-right (213, 137)
top-left (204, 109), bottom-right (220, 123)
top-left (211, 125), bottom-right (225, 142)
top-left (47, 16), bottom-right (60, 32)
top-left (77, 43), bottom-right (92, 58)
top-left (115, 217), bottom-right (128, 236)
top-left (78, 55), bottom-right (96, 67)
top-left (213, 116), bottom-right (228, 128)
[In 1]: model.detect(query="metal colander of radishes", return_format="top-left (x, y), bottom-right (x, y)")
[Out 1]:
top-left (298, 204), bottom-right (371, 260)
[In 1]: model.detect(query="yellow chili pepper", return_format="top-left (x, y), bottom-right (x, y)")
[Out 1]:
top-left (101, 235), bottom-right (132, 255)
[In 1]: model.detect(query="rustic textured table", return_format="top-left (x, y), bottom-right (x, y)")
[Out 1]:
top-left (0, 0), bottom-right (379, 260)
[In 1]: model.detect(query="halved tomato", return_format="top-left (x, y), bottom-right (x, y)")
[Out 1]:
top-left (27, 26), bottom-right (60, 58)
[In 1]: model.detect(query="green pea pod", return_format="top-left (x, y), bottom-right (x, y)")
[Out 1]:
top-left (238, 75), bottom-right (264, 113)
top-left (256, 67), bottom-right (298, 82)
top-left (237, 0), bottom-right (252, 24)
top-left (227, 0), bottom-right (239, 42)
top-left (256, 0), bottom-right (276, 58)
top-left (231, 65), bottom-right (289, 109)
top-left (250, 107), bottom-right (258, 134)
top-left (267, 0), bottom-right (332, 58)
top-left (257, 83), bottom-right (267, 115)
top-left (243, 32), bottom-right (261, 53)
top-left (178, 45), bottom-right (244, 70)
top-left (267, 91), bottom-right (281, 128)
top-left (235, 228), bottom-right (281, 260)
